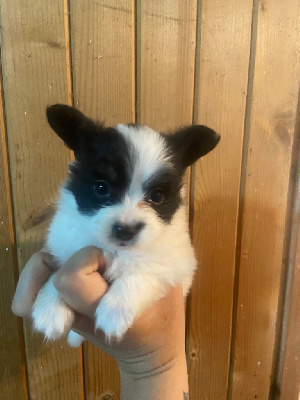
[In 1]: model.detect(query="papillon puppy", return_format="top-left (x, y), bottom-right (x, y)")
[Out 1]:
top-left (32, 104), bottom-right (220, 347)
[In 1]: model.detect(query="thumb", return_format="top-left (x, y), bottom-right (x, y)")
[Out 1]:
top-left (53, 246), bottom-right (109, 318)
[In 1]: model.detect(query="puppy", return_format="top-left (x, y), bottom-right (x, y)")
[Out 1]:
top-left (32, 104), bottom-right (220, 347)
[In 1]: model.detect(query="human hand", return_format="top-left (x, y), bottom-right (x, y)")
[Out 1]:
top-left (12, 246), bottom-right (189, 399)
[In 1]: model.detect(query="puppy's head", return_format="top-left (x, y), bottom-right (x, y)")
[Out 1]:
top-left (47, 105), bottom-right (220, 250)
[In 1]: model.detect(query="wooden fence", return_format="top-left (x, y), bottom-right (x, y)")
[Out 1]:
top-left (1, 1), bottom-right (300, 399)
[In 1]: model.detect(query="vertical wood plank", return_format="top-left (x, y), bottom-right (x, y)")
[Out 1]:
top-left (139, 0), bottom-right (197, 131)
top-left (70, 1), bottom-right (135, 398)
top-left (0, 1), bottom-right (84, 399)
top-left (187, 1), bottom-right (253, 398)
top-left (280, 220), bottom-right (300, 400)
top-left (71, 0), bottom-right (135, 126)
top-left (231, 0), bottom-right (300, 398)
top-left (0, 51), bottom-right (28, 400)
top-left (278, 90), bottom-right (300, 400)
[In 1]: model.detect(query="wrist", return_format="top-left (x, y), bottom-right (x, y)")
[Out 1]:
top-left (117, 345), bottom-right (188, 399)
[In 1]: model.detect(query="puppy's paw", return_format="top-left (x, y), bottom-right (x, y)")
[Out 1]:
top-left (32, 278), bottom-right (74, 340)
top-left (67, 331), bottom-right (84, 347)
top-left (95, 298), bottom-right (134, 341)
top-left (32, 296), bottom-right (74, 340)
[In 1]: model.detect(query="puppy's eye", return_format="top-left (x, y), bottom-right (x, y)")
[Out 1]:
top-left (148, 188), bottom-right (165, 204)
top-left (93, 180), bottom-right (110, 197)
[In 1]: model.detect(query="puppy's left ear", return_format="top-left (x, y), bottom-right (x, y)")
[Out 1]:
top-left (46, 104), bottom-right (97, 152)
top-left (168, 125), bottom-right (220, 168)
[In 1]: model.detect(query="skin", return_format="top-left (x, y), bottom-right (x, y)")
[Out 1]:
top-left (12, 246), bottom-right (189, 400)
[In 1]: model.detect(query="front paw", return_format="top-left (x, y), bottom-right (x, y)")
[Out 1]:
top-left (95, 298), bottom-right (135, 340)
top-left (32, 278), bottom-right (75, 340)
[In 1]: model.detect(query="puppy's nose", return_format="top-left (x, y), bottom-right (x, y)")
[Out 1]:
top-left (112, 222), bottom-right (145, 242)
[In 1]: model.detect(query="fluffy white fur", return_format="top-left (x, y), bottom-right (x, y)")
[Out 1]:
top-left (32, 125), bottom-right (197, 346)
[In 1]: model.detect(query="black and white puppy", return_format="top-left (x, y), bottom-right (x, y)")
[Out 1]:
top-left (32, 104), bottom-right (220, 347)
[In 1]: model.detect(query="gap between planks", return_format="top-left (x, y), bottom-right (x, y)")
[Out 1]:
top-left (185, 0), bottom-right (202, 368)
top-left (64, 0), bottom-right (85, 398)
top-left (227, 0), bottom-right (259, 398)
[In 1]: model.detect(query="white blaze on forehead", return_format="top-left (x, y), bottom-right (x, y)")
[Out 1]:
top-left (115, 124), bottom-right (172, 196)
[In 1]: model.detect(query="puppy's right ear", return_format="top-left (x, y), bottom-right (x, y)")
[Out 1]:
top-left (46, 104), bottom-right (96, 152)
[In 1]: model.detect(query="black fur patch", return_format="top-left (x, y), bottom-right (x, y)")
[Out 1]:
top-left (143, 167), bottom-right (184, 223)
top-left (66, 127), bottom-right (132, 214)
top-left (164, 125), bottom-right (220, 168)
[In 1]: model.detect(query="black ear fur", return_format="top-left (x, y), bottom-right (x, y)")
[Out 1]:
top-left (168, 125), bottom-right (220, 168)
top-left (46, 104), bottom-right (97, 151)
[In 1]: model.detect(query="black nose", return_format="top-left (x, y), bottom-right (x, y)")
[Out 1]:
top-left (112, 222), bottom-right (145, 242)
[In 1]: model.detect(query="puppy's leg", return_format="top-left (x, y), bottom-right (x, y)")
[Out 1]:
top-left (32, 276), bottom-right (75, 340)
top-left (95, 273), bottom-right (165, 341)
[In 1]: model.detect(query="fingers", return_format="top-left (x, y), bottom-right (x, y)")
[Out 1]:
top-left (11, 246), bottom-right (108, 322)
top-left (11, 251), bottom-right (57, 318)
top-left (53, 246), bottom-right (108, 319)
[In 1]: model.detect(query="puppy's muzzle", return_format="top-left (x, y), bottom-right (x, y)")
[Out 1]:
top-left (112, 222), bottom-right (145, 243)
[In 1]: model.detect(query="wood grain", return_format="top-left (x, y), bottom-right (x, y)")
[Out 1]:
top-left (139, 0), bottom-right (197, 131)
top-left (280, 218), bottom-right (300, 400)
top-left (187, 1), bottom-right (253, 399)
top-left (231, 0), bottom-right (300, 398)
top-left (70, 1), bottom-right (135, 398)
top-left (71, 0), bottom-right (135, 126)
top-left (0, 49), bottom-right (28, 400)
top-left (0, 1), bottom-right (83, 399)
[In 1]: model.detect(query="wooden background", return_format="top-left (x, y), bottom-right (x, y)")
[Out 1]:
top-left (1, 0), bottom-right (299, 399)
